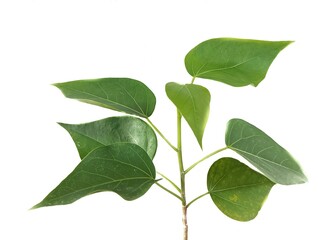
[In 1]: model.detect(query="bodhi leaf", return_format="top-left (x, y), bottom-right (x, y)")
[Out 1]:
top-left (225, 118), bottom-right (307, 185)
top-left (59, 116), bottom-right (157, 160)
top-left (207, 157), bottom-right (275, 221)
top-left (32, 143), bottom-right (156, 209)
top-left (165, 82), bottom-right (210, 148)
top-left (185, 38), bottom-right (292, 87)
top-left (54, 78), bottom-right (156, 118)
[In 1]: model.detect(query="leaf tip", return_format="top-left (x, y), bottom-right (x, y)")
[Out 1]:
top-left (279, 40), bottom-right (294, 50)
top-left (195, 134), bottom-right (204, 150)
top-left (29, 202), bottom-right (42, 210)
top-left (251, 82), bottom-right (260, 87)
top-left (57, 122), bottom-right (66, 127)
top-left (198, 141), bottom-right (203, 150)
top-left (57, 122), bottom-right (71, 132)
top-left (51, 82), bottom-right (60, 88)
top-left (299, 173), bottom-right (308, 184)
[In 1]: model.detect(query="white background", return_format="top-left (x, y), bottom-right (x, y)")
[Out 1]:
top-left (1, 0), bottom-right (319, 239)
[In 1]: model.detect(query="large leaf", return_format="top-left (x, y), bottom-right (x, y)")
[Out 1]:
top-left (207, 157), bottom-right (275, 221)
top-left (185, 38), bottom-right (292, 87)
top-left (225, 118), bottom-right (307, 185)
top-left (165, 82), bottom-right (210, 148)
top-left (32, 143), bottom-right (156, 209)
top-left (59, 116), bottom-right (157, 160)
top-left (54, 78), bottom-right (156, 118)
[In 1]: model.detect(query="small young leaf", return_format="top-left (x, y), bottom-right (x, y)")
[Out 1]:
top-left (185, 38), bottom-right (292, 87)
top-left (59, 116), bottom-right (157, 160)
top-left (165, 82), bottom-right (210, 148)
top-left (225, 118), bottom-right (307, 185)
top-left (207, 157), bottom-right (275, 221)
top-left (54, 78), bottom-right (156, 118)
top-left (32, 143), bottom-right (156, 209)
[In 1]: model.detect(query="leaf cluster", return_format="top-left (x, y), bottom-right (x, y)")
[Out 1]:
top-left (33, 38), bottom-right (307, 223)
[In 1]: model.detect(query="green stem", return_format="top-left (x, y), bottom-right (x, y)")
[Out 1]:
top-left (177, 110), bottom-right (188, 240)
top-left (177, 111), bottom-right (186, 204)
top-left (184, 147), bottom-right (228, 174)
top-left (157, 171), bottom-right (181, 193)
top-left (147, 118), bottom-right (178, 152)
top-left (191, 76), bottom-right (196, 84)
top-left (186, 192), bottom-right (210, 208)
top-left (155, 182), bottom-right (183, 201)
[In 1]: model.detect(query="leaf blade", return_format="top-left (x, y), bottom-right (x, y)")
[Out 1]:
top-left (207, 157), bottom-right (275, 221)
top-left (59, 116), bottom-right (157, 160)
top-left (165, 82), bottom-right (210, 148)
top-left (53, 78), bottom-right (156, 118)
top-left (32, 143), bottom-right (156, 209)
top-left (225, 118), bottom-right (307, 185)
top-left (185, 38), bottom-right (292, 87)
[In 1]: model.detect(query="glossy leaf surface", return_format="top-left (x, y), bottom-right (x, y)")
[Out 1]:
top-left (33, 143), bottom-right (156, 209)
top-left (59, 116), bottom-right (157, 160)
top-left (207, 157), bottom-right (275, 221)
top-left (185, 38), bottom-right (292, 87)
top-left (54, 78), bottom-right (156, 118)
top-left (165, 82), bottom-right (210, 148)
top-left (226, 118), bottom-right (307, 185)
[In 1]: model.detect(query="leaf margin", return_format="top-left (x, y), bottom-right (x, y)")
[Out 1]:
top-left (225, 118), bottom-right (307, 185)
top-left (58, 116), bottom-right (158, 160)
top-left (185, 37), bottom-right (293, 87)
top-left (165, 82), bottom-right (211, 148)
top-left (207, 157), bottom-right (275, 221)
top-left (53, 77), bottom-right (156, 118)
top-left (32, 143), bottom-right (156, 209)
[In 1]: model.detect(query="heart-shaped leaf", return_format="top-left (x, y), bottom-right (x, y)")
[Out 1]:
top-left (54, 78), bottom-right (156, 118)
top-left (225, 118), bottom-right (307, 185)
top-left (185, 38), bottom-right (292, 87)
top-left (165, 82), bottom-right (210, 148)
top-left (32, 143), bottom-right (156, 209)
top-left (207, 157), bottom-right (275, 221)
top-left (59, 116), bottom-right (157, 160)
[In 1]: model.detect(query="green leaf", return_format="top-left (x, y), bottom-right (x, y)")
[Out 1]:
top-left (185, 38), bottom-right (292, 87)
top-left (165, 82), bottom-right (210, 148)
top-left (225, 118), bottom-right (307, 185)
top-left (53, 78), bottom-right (156, 118)
top-left (59, 116), bottom-right (157, 160)
top-left (32, 143), bottom-right (156, 209)
top-left (207, 157), bottom-right (275, 221)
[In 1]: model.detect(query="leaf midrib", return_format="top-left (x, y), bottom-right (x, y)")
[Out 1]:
top-left (228, 146), bottom-right (303, 177)
top-left (65, 127), bottom-right (143, 151)
top-left (116, 82), bottom-right (146, 116)
top-left (211, 193), bottom-right (249, 209)
top-left (184, 86), bottom-right (198, 132)
top-left (210, 182), bottom-right (271, 193)
top-left (45, 177), bottom-right (155, 203)
top-left (195, 57), bottom-right (257, 78)
top-left (61, 85), bottom-right (147, 117)
top-left (93, 157), bottom-right (154, 177)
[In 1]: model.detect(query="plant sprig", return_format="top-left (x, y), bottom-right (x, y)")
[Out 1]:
top-left (32, 38), bottom-right (307, 240)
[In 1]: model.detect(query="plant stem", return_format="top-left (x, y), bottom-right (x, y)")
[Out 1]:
top-left (177, 110), bottom-right (188, 240)
top-left (184, 147), bottom-right (228, 174)
top-left (186, 192), bottom-right (210, 208)
top-left (191, 76), bottom-right (196, 84)
top-left (182, 205), bottom-right (188, 240)
top-left (147, 118), bottom-right (178, 152)
top-left (157, 171), bottom-right (181, 193)
top-left (155, 182), bottom-right (183, 201)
